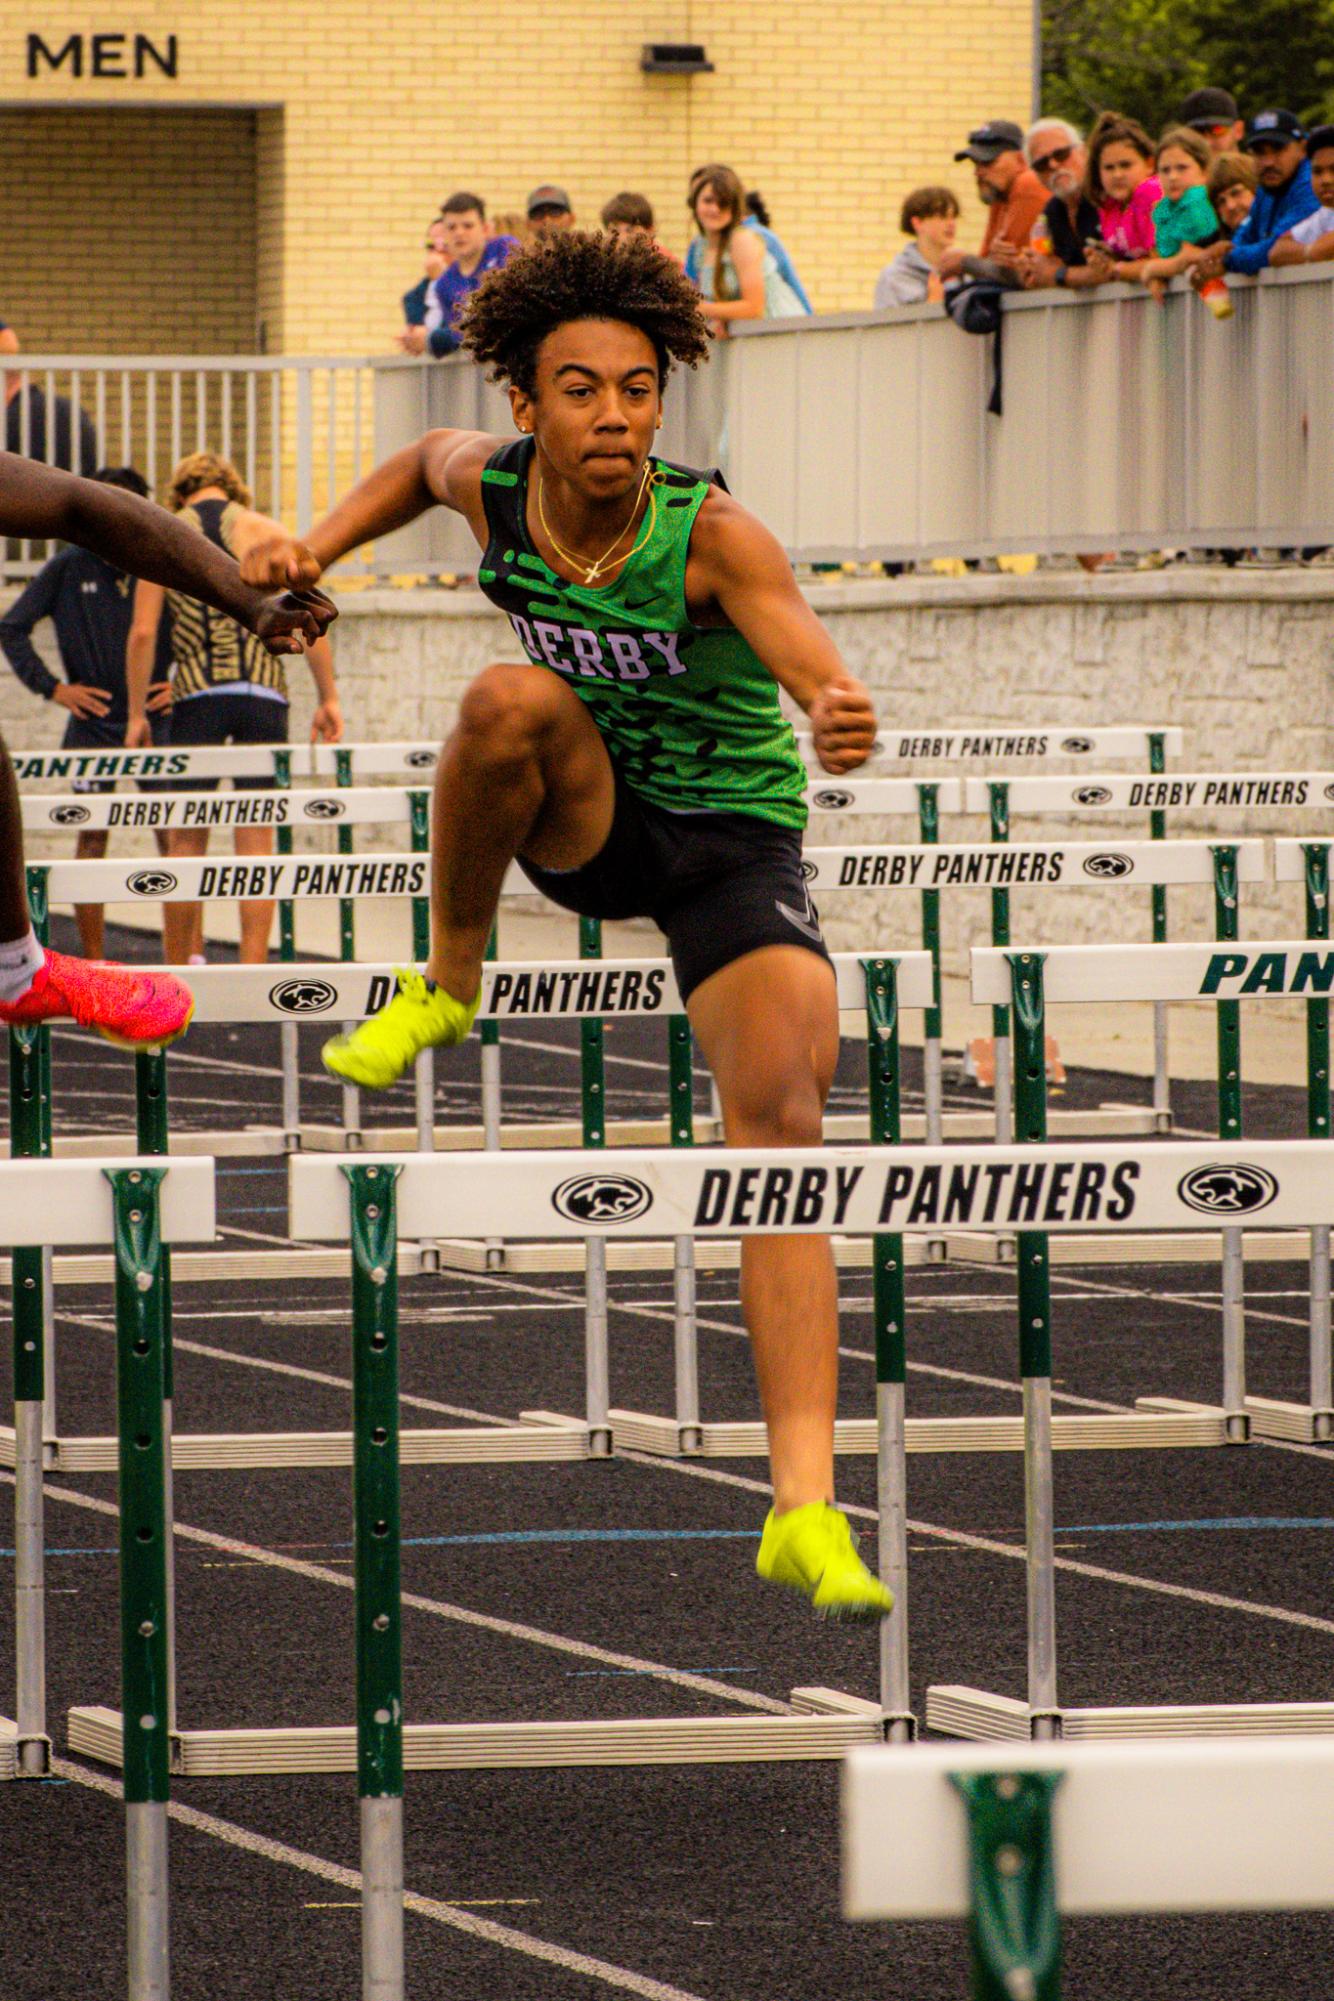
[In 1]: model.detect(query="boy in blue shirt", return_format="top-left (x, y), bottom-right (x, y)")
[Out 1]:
top-left (422, 193), bottom-right (518, 358)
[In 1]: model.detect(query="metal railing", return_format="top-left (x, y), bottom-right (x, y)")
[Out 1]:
top-left (3, 265), bottom-right (1331, 580)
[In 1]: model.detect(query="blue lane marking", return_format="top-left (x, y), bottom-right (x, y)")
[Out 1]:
top-left (0, 1528), bottom-right (761, 1560)
top-left (1059, 1517), bottom-right (1334, 1535)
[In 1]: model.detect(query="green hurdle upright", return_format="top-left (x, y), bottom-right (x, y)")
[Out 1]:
top-left (917, 782), bottom-right (945, 1148)
top-left (580, 916), bottom-right (612, 1454)
top-left (985, 783), bottom-right (1014, 1144)
top-left (668, 1004), bottom-right (701, 1452)
top-left (346, 1163), bottom-right (406, 1999)
top-left (863, 959), bottom-right (914, 1739)
top-left (273, 747), bottom-right (303, 1149)
top-left (8, 865), bottom-right (53, 1775)
top-left (108, 1164), bottom-right (173, 2000)
top-left (1302, 843), bottom-right (1331, 1439)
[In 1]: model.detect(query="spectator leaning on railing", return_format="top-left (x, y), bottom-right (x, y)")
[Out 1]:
top-left (1138, 128), bottom-right (1223, 301)
top-left (398, 217), bottom-right (449, 346)
top-left (1192, 111), bottom-right (1319, 290)
top-left (874, 187), bottom-right (959, 307)
top-left (938, 120), bottom-right (1046, 286)
top-left (688, 164), bottom-right (810, 335)
top-left (1179, 87), bottom-right (1245, 159)
top-left (418, 193), bottom-right (519, 359)
top-left (1269, 125), bottom-right (1334, 267)
top-left (1082, 114), bottom-right (1160, 284)
top-left (1017, 120), bottom-right (1103, 291)
top-left (1207, 152), bottom-right (1259, 237)
top-left (683, 167), bottom-right (812, 310)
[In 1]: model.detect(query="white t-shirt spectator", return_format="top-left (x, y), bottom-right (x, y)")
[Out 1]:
top-left (1291, 206), bottom-right (1334, 246)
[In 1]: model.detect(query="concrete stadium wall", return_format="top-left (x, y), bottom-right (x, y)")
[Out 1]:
top-left (7, 570), bottom-right (1332, 967)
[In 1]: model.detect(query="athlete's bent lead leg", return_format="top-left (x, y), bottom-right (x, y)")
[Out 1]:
top-left (688, 943), bottom-right (892, 1619)
top-left (324, 665), bottom-right (616, 1087)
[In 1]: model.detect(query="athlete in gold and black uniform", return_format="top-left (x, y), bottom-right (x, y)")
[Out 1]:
top-left (126, 452), bottom-right (343, 963)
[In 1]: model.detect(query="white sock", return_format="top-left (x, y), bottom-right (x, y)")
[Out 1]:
top-left (0, 928), bottom-right (45, 1003)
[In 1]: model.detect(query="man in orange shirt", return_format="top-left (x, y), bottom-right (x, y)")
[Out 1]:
top-left (937, 119), bottom-right (1048, 284)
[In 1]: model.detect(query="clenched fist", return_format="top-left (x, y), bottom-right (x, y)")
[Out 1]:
top-left (809, 676), bottom-right (878, 775)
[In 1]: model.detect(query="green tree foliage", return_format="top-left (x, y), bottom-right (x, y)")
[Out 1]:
top-left (1042, 0), bottom-right (1334, 135)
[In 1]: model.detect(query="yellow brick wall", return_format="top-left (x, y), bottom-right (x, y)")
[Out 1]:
top-left (0, 106), bottom-right (257, 352)
top-left (0, 0), bottom-right (1032, 354)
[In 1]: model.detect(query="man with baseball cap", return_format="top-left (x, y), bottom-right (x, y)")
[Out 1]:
top-left (1179, 87), bottom-right (1244, 157)
top-left (526, 184), bottom-right (575, 235)
top-left (1269, 125), bottom-right (1334, 267)
top-left (1192, 110), bottom-right (1318, 285)
top-left (938, 119), bottom-right (1046, 284)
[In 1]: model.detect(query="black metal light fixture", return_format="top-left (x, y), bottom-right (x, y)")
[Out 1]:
top-left (641, 43), bottom-right (714, 74)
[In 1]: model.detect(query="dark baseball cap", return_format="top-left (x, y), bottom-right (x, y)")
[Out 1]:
top-left (1179, 87), bottom-right (1239, 128)
top-left (1240, 109), bottom-right (1305, 151)
top-left (526, 183), bottom-right (572, 217)
top-left (1306, 124), bottom-right (1334, 157)
top-left (954, 120), bottom-right (1025, 164)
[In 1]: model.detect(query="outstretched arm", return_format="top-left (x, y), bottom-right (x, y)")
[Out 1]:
top-left (689, 495), bottom-right (878, 774)
top-left (234, 428), bottom-right (496, 586)
top-left (0, 453), bottom-right (335, 652)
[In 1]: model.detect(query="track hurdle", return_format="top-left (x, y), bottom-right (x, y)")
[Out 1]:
top-left (1, 1156), bottom-right (212, 1995)
top-left (973, 935), bottom-right (1334, 1441)
top-left (967, 767), bottom-right (1334, 1135)
top-left (794, 723), bottom-right (1184, 771)
top-left (843, 1737), bottom-right (1334, 2001)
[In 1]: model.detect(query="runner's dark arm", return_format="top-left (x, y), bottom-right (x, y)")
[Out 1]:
top-left (0, 452), bottom-right (334, 653)
top-left (688, 492), bottom-right (878, 774)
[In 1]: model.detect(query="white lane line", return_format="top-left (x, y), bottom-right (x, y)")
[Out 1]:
top-left (0, 1470), bottom-right (792, 1717)
top-left (53, 1755), bottom-right (709, 2001)
top-left (614, 1451), bottom-right (1334, 1644)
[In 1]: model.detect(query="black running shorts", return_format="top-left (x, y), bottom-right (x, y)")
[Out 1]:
top-left (518, 763), bottom-right (831, 1003)
top-left (165, 689), bottom-right (289, 792)
top-left (62, 710), bottom-right (171, 794)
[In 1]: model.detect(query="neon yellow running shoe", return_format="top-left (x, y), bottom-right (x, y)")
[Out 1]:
top-left (756, 1502), bottom-right (894, 1622)
top-left (321, 969), bottom-right (480, 1090)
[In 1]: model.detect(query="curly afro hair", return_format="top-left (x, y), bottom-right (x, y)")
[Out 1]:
top-left (459, 229), bottom-right (711, 396)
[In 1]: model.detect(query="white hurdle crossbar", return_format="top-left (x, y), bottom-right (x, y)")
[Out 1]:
top-left (843, 1738), bottom-right (1334, 1999)
top-left (796, 724), bottom-right (1184, 767)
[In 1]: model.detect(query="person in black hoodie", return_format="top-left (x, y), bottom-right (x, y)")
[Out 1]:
top-left (0, 465), bottom-right (174, 956)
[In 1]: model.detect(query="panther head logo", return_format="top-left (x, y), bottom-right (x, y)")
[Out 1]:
top-left (1073, 786), bottom-right (1113, 806)
top-left (551, 1173), bottom-right (654, 1225)
top-left (405, 750), bottom-right (436, 769)
top-left (127, 869), bottom-right (177, 895)
top-left (50, 803), bottom-right (91, 825)
top-left (1082, 853), bottom-right (1134, 879)
top-left (269, 979), bottom-right (339, 1015)
top-left (812, 789), bottom-right (854, 809)
top-left (1177, 1163), bottom-right (1279, 1217)
top-left (1061, 735), bottom-right (1094, 754)
top-left (303, 798), bottom-right (345, 819)
top-left (799, 859), bottom-right (818, 881)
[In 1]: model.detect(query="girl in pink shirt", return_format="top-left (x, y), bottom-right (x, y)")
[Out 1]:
top-left (1084, 113), bottom-right (1161, 281)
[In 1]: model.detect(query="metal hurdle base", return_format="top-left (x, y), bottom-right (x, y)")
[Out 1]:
top-left (68, 1692), bottom-right (886, 1772)
top-left (923, 1688), bottom-right (1334, 1742)
top-left (945, 1227), bottom-right (1316, 1267)
top-left (1242, 1396), bottom-right (1334, 1444)
top-left (0, 1719), bottom-right (19, 1782)
top-left (606, 1406), bottom-right (1234, 1458)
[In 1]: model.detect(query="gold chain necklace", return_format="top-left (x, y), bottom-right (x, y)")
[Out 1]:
top-left (536, 459), bottom-right (657, 585)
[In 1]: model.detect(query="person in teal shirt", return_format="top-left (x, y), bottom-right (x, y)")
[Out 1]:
top-left (232, 229), bottom-right (896, 1624)
top-left (1141, 127), bottom-right (1222, 298)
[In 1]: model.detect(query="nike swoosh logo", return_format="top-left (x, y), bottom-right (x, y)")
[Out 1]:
top-left (775, 892), bottom-right (823, 943)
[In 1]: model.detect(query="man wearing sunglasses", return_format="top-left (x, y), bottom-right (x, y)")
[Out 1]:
top-left (1192, 110), bottom-right (1319, 287)
top-left (1017, 120), bottom-right (1105, 291)
top-left (937, 119), bottom-right (1046, 285)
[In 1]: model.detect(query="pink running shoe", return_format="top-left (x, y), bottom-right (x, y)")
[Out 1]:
top-left (0, 949), bottom-right (194, 1049)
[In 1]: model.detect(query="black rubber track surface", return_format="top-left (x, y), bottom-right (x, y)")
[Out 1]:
top-left (3, 918), bottom-right (1332, 1998)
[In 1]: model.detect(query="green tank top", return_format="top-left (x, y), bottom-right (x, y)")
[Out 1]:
top-left (477, 437), bottom-right (807, 829)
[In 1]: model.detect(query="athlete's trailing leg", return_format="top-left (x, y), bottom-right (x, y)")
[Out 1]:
top-left (323, 664), bottom-right (615, 1087)
top-left (0, 723), bottom-right (194, 1045)
top-left (689, 943), bottom-right (893, 1621)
